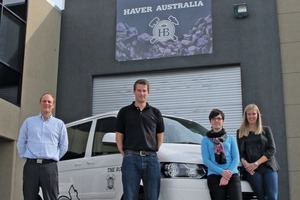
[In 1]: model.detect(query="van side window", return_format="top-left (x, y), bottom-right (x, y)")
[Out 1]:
top-left (92, 117), bottom-right (119, 156)
top-left (60, 121), bottom-right (92, 160)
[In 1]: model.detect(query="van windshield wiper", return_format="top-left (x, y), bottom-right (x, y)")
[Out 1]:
top-left (176, 141), bottom-right (200, 145)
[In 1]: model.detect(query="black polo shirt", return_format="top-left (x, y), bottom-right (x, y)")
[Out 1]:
top-left (116, 102), bottom-right (164, 152)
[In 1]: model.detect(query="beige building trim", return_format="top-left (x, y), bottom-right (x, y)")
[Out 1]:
top-left (0, 0), bottom-right (61, 199)
top-left (0, 99), bottom-right (20, 200)
top-left (278, 0), bottom-right (300, 199)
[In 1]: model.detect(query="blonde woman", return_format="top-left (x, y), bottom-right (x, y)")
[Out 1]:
top-left (236, 104), bottom-right (280, 200)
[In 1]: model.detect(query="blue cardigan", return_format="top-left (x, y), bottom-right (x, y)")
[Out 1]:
top-left (201, 135), bottom-right (240, 176)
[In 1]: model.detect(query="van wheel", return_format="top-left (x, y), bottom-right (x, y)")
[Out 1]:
top-left (138, 186), bottom-right (145, 200)
top-left (138, 193), bottom-right (145, 200)
top-left (58, 195), bottom-right (70, 200)
top-left (120, 186), bottom-right (145, 200)
top-left (121, 194), bottom-right (144, 200)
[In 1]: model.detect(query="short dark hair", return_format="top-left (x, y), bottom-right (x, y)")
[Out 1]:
top-left (209, 109), bottom-right (225, 121)
top-left (133, 79), bottom-right (150, 92)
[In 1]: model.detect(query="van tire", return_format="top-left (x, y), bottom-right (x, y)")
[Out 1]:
top-left (120, 186), bottom-right (145, 200)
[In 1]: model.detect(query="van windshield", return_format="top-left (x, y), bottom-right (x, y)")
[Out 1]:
top-left (163, 116), bottom-right (208, 145)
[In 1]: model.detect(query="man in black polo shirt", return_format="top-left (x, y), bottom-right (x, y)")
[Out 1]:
top-left (116, 79), bottom-right (164, 200)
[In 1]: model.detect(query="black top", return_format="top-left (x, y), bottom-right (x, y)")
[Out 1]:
top-left (116, 102), bottom-right (165, 152)
top-left (237, 126), bottom-right (280, 172)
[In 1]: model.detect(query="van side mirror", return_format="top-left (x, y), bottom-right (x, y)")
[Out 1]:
top-left (102, 132), bottom-right (117, 144)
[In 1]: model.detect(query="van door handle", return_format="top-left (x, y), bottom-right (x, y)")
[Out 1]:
top-left (87, 160), bottom-right (95, 165)
top-left (74, 162), bottom-right (82, 166)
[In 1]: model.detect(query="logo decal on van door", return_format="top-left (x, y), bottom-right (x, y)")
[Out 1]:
top-left (107, 174), bottom-right (116, 190)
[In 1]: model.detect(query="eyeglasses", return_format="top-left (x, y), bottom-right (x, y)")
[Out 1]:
top-left (211, 117), bottom-right (223, 121)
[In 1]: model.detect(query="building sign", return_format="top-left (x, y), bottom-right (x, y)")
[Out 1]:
top-left (116, 0), bottom-right (212, 61)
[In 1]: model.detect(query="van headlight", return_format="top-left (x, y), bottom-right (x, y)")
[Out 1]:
top-left (161, 163), bottom-right (207, 179)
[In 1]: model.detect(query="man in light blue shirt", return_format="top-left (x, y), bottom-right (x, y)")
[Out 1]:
top-left (17, 93), bottom-right (68, 200)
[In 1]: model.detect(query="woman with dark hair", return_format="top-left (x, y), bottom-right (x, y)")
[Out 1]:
top-left (201, 109), bottom-right (242, 200)
top-left (237, 104), bottom-right (280, 200)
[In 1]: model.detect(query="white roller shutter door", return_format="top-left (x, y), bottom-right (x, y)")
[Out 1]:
top-left (93, 66), bottom-right (242, 134)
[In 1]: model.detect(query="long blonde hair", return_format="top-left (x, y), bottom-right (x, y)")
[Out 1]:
top-left (238, 104), bottom-right (264, 138)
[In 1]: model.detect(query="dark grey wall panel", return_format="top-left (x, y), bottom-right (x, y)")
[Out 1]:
top-left (56, 1), bottom-right (288, 199)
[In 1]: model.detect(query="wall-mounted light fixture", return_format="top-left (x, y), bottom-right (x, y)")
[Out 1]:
top-left (233, 3), bottom-right (248, 19)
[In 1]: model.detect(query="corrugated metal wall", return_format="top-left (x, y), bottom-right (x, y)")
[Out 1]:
top-left (93, 66), bottom-right (242, 134)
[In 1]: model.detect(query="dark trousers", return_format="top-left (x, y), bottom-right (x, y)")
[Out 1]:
top-left (207, 173), bottom-right (242, 200)
top-left (122, 152), bottom-right (160, 200)
top-left (23, 160), bottom-right (58, 200)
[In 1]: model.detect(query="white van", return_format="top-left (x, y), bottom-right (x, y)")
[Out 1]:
top-left (51, 111), bottom-right (255, 200)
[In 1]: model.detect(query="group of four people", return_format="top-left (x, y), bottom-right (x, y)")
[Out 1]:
top-left (17, 79), bottom-right (279, 200)
top-left (115, 79), bottom-right (280, 200)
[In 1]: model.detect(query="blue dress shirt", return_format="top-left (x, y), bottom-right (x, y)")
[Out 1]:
top-left (17, 114), bottom-right (68, 161)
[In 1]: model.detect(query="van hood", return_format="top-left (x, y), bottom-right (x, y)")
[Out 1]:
top-left (157, 143), bottom-right (203, 164)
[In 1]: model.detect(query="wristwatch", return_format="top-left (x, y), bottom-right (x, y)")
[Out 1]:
top-left (254, 161), bottom-right (259, 166)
